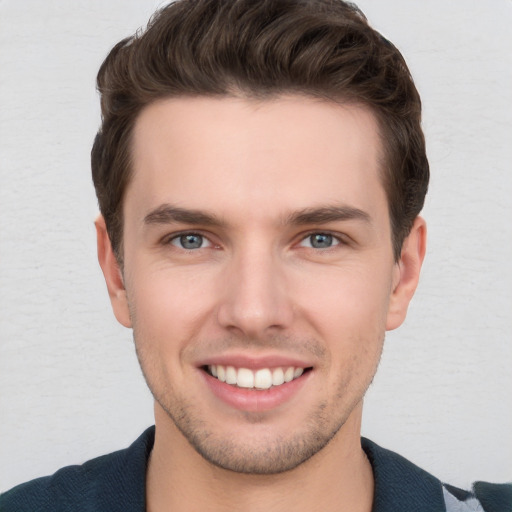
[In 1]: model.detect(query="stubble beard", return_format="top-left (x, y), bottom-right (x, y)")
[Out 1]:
top-left (154, 390), bottom-right (340, 474)
top-left (133, 335), bottom-right (384, 476)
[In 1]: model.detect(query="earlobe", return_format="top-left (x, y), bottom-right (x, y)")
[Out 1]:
top-left (386, 216), bottom-right (427, 331)
top-left (95, 215), bottom-right (132, 328)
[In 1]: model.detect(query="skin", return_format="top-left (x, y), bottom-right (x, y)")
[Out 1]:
top-left (96, 95), bottom-right (426, 512)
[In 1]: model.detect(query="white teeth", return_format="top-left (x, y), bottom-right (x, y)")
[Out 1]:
top-left (237, 368), bottom-right (254, 388)
top-left (254, 369), bottom-right (272, 389)
top-left (284, 367), bottom-right (295, 383)
top-left (272, 367), bottom-right (284, 386)
top-left (225, 366), bottom-right (237, 385)
top-left (208, 364), bottom-right (306, 389)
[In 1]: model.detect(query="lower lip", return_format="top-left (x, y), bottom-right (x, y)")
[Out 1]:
top-left (201, 369), bottom-right (311, 412)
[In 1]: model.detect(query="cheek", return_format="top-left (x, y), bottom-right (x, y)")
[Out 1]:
top-left (127, 267), bottom-right (219, 346)
top-left (293, 264), bottom-right (393, 331)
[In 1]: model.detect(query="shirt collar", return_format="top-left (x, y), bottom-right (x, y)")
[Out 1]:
top-left (362, 437), bottom-right (446, 512)
top-left (127, 428), bottom-right (446, 512)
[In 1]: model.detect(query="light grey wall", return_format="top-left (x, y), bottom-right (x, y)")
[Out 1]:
top-left (1, 0), bottom-right (511, 492)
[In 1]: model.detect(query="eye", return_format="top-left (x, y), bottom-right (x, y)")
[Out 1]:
top-left (170, 233), bottom-right (212, 250)
top-left (300, 233), bottom-right (340, 249)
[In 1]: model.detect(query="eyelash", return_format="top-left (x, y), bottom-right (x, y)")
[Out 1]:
top-left (164, 231), bottom-right (213, 250)
top-left (298, 231), bottom-right (345, 250)
top-left (161, 230), bottom-right (347, 251)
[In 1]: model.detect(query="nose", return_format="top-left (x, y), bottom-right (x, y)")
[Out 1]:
top-left (216, 245), bottom-right (294, 338)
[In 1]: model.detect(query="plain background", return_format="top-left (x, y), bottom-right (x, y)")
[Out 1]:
top-left (1, 0), bottom-right (511, 493)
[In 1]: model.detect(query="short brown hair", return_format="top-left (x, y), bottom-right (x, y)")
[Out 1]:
top-left (92, 0), bottom-right (429, 263)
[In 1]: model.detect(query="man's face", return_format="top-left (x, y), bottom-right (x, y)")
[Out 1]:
top-left (108, 96), bottom-right (415, 474)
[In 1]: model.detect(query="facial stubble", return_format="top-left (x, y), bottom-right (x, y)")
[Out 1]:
top-left (132, 327), bottom-right (384, 475)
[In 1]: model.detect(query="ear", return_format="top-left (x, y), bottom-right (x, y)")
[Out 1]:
top-left (386, 216), bottom-right (427, 331)
top-left (95, 215), bottom-right (132, 328)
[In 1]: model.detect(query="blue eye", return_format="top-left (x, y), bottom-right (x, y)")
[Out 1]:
top-left (171, 233), bottom-right (210, 250)
top-left (301, 233), bottom-right (339, 249)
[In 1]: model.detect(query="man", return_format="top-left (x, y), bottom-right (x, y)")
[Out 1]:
top-left (1, 1), bottom-right (510, 511)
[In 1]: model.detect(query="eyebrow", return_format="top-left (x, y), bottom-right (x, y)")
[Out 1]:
top-left (286, 205), bottom-right (371, 225)
top-left (144, 204), bottom-right (226, 227)
top-left (144, 203), bottom-right (371, 228)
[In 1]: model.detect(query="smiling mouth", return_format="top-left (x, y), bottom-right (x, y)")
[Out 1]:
top-left (205, 365), bottom-right (311, 390)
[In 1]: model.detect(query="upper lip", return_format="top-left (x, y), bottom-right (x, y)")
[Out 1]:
top-left (197, 353), bottom-right (314, 370)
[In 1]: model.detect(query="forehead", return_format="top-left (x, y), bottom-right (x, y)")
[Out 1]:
top-left (127, 95), bottom-right (386, 224)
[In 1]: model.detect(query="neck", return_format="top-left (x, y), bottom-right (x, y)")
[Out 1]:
top-left (146, 402), bottom-right (374, 512)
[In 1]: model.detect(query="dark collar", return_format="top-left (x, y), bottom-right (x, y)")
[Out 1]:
top-left (84, 426), bottom-right (154, 512)
top-left (115, 428), bottom-right (446, 512)
top-left (362, 437), bottom-right (446, 511)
